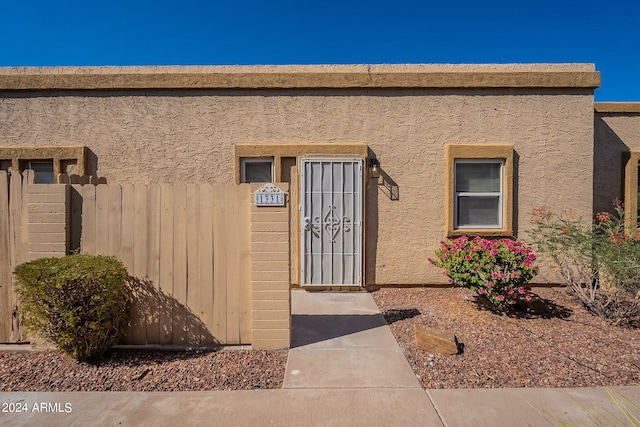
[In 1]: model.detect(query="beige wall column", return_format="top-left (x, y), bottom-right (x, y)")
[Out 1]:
top-left (27, 184), bottom-right (69, 260)
top-left (250, 183), bottom-right (291, 350)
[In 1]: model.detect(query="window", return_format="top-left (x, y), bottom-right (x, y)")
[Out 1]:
top-left (455, 160), bottom-right (504, 228)
top-left (26, 160), bottom-right (55, 184)
top-left (446, 145), bottom-right (514, 237)
top-left (241, 158), bottom-right (273, 183)
top-left (0, 146), bottom-right (87, 184)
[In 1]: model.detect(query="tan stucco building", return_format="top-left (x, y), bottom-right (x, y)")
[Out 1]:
top-left (0, 64), bottom-right (637, 288)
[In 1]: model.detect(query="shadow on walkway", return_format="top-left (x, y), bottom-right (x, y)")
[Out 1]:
top-left (291, 314), bottom-right (388, 348)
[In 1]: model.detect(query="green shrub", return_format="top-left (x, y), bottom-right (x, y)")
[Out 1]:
top-left (529, 205), bottom-right (640, 326)
top-left (14, 254), bottom-right (130, 361)
top-left (429, 236), bottom-right (538, 311)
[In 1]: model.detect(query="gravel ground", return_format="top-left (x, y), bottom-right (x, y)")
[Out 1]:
top-left (2, 286), bottom-right (639, 391)
top-left (0, 348), bottom-right (287, 392)
top-left (372, 286), bottom-right (640, 389)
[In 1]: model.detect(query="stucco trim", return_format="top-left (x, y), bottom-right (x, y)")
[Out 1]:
top-left (445, 144), bottom-right (514, 238)
top-left (234, 143), bottom-right (368, 184)
top-left (595, 103), bottom-right (640, 114)
top-left (0, 65), bottom-right (600, 91)
top-left (0, 146), bottom-right (87, 179)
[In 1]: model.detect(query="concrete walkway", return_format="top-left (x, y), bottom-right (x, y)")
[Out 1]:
top-left (1, 290), bottom-right (639, 426)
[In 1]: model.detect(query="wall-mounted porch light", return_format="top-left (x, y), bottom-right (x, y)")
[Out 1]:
top-left (369, 158), bottom-right (380, 179)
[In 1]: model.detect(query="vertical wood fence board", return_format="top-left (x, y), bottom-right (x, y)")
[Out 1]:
top-left (186, 184), bottom-right (202, 345)
top-left (120, 184), bottom-right (136, 344)
top-left (0, 172), bottom-right (11, 342)
top-left (159, 184), bottom-right (174, 345)
top-left (15, 172), bottom-right (31, 340)
top-left (119, 184), bottom-right (135, 272)
top-left (81, 185), bottom-right (96, 255)
top-left (9, 171), bottom-right (23, 267)
top-left (146, 184), bottom-right (161, 345)
top-left (133, 184), bottom-right (148, 278)
top-left (173, 183), bottom-right (188, 345)
top-left (9, 172), bottom-right (23, 342)
top-left (212, 183), bottom-right (228, 343)
top-left (238, 184), bottom-right (252, 344)
top-left (107, 185), bottom-right (122, 257)
top-left (95, 184), bottom-right (109, 255)
top-left (198, 184), bottom-right (215, 344)
top-left (225, 184), bottom-right (241, 344)
top-left (69, 184), bottom-right (83, 253)
top-left (132, 184), bottom-right (149, 345)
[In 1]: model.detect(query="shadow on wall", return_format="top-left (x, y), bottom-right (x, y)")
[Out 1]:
top-left (68, 178), bottom-right (108, 253)
top-left (594, 116), bottom-right (628, 214)
top-left (378, 168), bottom-right (399, 201)
top-left (366, 149), bottom-right (400, 287)
top-left (126, 276), bottom-right (218, 347)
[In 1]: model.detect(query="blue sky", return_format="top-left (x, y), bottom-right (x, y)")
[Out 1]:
top-left (1, 0), bottom-right (638, 100)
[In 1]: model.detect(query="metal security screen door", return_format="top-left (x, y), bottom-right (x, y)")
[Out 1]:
top-left (301, 158), bottom-right (363, 286)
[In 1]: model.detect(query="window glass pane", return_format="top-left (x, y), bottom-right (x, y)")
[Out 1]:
top-left (243, 161), bottom-right (272, 183)
top-left (456, 162), bottom-right (501, 192)
top-left (28, 161), bottom-right (54, 184)
top-left (457, 196), bottom-right (500, 227)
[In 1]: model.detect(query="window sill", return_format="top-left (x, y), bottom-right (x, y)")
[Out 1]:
top-left (447, 228), bottom-right (514, 238)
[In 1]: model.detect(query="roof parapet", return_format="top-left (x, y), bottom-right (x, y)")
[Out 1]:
top-left (0, 64), bottom-right (600, 91)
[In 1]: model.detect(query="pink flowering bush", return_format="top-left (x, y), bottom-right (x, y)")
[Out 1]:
top-left (429, 237), bottom-right (538, 311)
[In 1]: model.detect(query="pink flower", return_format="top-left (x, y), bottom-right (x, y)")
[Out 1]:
top-left (518, 287), bottom-right (526, 294)
top-left (497, 295), bottom-right (505, 301)
top-left (507, 289), bottom-right (514, 295)
top-left (478, 288), bottom-right (486, 294)
top-left (486, 281), bottom-right (494, 287)
top-left (465, 254), bottom-right (472, 260)
top-left (525, 295), bottom-right (532, 301)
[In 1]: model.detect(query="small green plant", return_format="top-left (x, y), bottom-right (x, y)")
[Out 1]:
top-left (14, 254), bottom-right (130, 361)
top-left (529, 204), bottom-right (640, 326)
top-left (429, 236), bottom-right (538, 311)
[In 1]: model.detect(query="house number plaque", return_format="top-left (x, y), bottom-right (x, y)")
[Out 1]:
top-left (254, 183), bottom-right (286, 206)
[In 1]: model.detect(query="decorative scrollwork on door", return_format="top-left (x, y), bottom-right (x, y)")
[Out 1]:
top-left (307, 205), bottom-right (352, 243)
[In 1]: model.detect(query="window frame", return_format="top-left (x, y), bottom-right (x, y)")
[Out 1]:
top-left (240, 157), bottom-right (274, 183)
top-left (0, 146), bottom-right (87, 183)
top-left (454, 159), bottom-right (505, 230)
top-left (445, 144), bottom-right (514, 237)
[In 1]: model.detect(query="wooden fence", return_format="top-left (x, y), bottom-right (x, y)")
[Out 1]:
top-left (74, 182), bottom-right (252, 346)
top-left (0, 170), bottom-right (32, 343)
top-left (1, 176), bottom-right (288, 348)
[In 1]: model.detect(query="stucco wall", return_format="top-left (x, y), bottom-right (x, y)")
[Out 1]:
top-left (0, 65), bottom-right (598, 285)
top-left (594, 105), bottom-right (640, 214)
